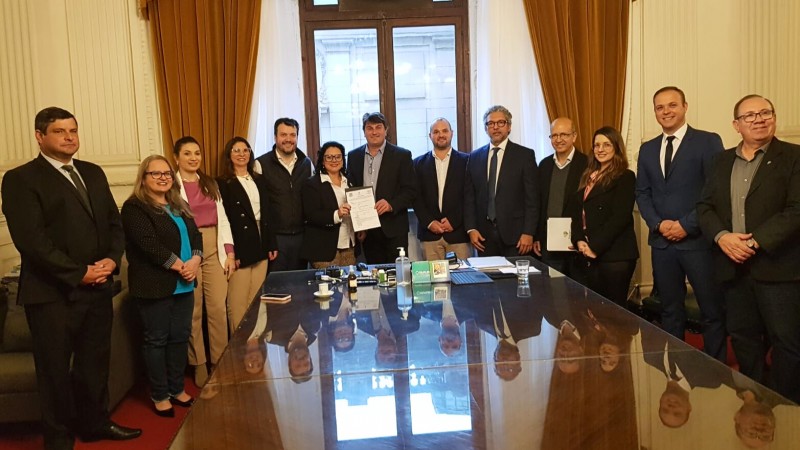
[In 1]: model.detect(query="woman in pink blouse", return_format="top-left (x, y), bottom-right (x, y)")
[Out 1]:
top-left (173, 136), bottom-right (236, 386)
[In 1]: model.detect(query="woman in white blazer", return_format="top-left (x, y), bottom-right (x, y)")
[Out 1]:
top-left (173, 136), bottom-right (236, 387)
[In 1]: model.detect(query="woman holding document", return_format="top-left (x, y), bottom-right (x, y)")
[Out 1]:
top-left (569, 127), bottom-right (638, 306)
top-left (301, 141), bottom-right (362, 269)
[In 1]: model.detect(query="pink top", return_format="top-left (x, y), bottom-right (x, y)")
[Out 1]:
top-left (184, 181), bottom-right (235, 255)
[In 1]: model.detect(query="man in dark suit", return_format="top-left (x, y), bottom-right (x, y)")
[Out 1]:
top-left (635, 86), bottom-right (727, 363)
top-left (413, 118), bottom-right (471, 261)
top-left (464, 105), bottom-right (539, 257)
top-left (698, 94), bottom-right (800, 404)
top-left (347, 112), bottom-right (416, 264)
top-left (533, 117), bottom-right (588, 274)
top-left (1, 107), bottom-right (141, 449)
top-left (642, 331), bottom-right (734, 428)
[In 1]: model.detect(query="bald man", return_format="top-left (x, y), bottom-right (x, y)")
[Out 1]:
top-left (534, 118), bottom-right (588, 275)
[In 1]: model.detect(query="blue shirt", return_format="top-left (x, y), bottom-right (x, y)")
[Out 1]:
top-left (166, 207), bottom-right (194, 294)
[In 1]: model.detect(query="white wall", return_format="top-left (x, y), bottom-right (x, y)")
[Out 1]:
top-left (0, 0), bottom-right (161, 273)
top-left (626, 0), bottom-right (800, 292)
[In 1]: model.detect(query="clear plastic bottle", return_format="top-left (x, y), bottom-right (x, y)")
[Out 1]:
top-left (395, 247), bottom-right (411, 285)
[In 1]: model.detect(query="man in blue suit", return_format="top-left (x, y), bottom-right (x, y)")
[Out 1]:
top-left (635, 86), bottom-right (727, 362)
top-left (413, 118), bottom-right (471, 261)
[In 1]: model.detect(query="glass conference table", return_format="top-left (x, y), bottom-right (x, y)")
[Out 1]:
top-left (170, 261), bottom-right (799, 450)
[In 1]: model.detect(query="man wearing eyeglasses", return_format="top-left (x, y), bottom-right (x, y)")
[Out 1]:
top-left (346, 112), bottom-right (416, 264)
top-left (464, 105), bottom-right (539, 257)
top-left (635, 86), bottom-right (727, 363)
top-left (534, 117), bottom-right (587, 274)
top-left (412, 118), bottom-right (471, 261)
top-left (698, 94), bottom-right (800, 404)
top-left (2, 107), bottom-right (141, 448)
top-left (254, 117), bottom-right (314, 271)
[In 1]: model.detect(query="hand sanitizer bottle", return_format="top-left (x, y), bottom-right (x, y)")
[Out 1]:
top-left (395, 247), bottom-right (411, 285)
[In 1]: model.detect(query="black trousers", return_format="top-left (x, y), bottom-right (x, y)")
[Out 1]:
top-left (363, 228), bottom-right (409, 264)
top-left (477, 218), bottom-right (520, 257)
top-left (571, 257), bottom-right (636, 306)
top-left (25, 285), bottom-right (113, 446)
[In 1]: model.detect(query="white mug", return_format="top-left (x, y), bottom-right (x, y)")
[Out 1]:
top-left (319, 282), bottom-right (330, 294)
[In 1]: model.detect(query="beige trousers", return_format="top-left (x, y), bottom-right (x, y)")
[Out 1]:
top-left (421, 238), bottom-right (471, 261)
top-left (188, 226), bottom-right (229, 366)
top-left (227, 259), bottom-right (268, 333)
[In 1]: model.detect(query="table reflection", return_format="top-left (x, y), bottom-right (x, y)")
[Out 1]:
top-left (172, 266), bottom-right (799, 450)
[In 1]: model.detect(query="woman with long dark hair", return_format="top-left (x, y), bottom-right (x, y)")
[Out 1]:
top-left (569, 126), bottom-right (639, 306)
top-left (122, 155), bottom-right (202, 417)
top-left (217, 137), bottom-right (278, 332)
top-left (172, 136), bottom-right (235, 387)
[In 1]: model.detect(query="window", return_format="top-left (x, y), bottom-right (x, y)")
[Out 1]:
top-left (300, 0), bottom-right (470, 159)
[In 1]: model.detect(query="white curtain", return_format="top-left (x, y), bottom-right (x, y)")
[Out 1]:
top-left (248, 0), bottom-right (306, 158)
top-left (469, 0), bottom-right (552, 161)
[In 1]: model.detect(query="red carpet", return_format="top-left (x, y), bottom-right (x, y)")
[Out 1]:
top-left (0, 376), bottom-right (199, 450)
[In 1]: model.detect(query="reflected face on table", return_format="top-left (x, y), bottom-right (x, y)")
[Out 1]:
top-left (556, 334), bottom-right (584, 374)
top-left (244, 339), bottom-right (266, 374)
top-left (598, 343), bottom-right (621, 372)
top-left (439, 327), bottom-right (462, 357)
top-left (288, 345), bottom-right (312, 380)
top-left (494, 340), bottom-right (522, 381)
top-left (735, 401), bottom-right (775, 449)
top-left (331, 321), bottom-right (355, 353)
top-left (659, 382), bottom-right (692, 428)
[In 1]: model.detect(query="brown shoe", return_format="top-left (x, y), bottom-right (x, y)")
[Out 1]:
top-left (194, 364), bottom-right (209, 387)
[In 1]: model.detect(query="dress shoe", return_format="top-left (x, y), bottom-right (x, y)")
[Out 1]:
top-left (170, 394), bottom-right (195, 407)
top-left (81, 421), bottom-right (142, 442)
top-left (154, 404), bottom-right (176, 417)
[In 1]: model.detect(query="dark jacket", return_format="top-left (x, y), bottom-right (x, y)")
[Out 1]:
top-left (537, 149), bottom-right (588, 246)
top-left (697, 137), bottom-right (800, 282)
top-left (636, 126), bottom-right (724, 250)
top-left (569, 169), bottom-right (639, 262)
top-left (464, 141), bottom-right (540, 245)
top-left (255, 148), bottom-right (313, 234)
top-left (1, 155), bottom-right (124, 305)
top-left (300, 174), bottom-right (353, 262)
top-left (121, 197), bottom-right (203, 299)
top-left (346, 142), bottom-right (417, 238)
top-left (412, 150), bottom-right (469, 243)
top-left (217, 174), bottom-right (279, 268)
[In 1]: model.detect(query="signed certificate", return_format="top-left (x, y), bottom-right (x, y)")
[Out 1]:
top-left (346, 186), bottom-right (381, 232)
top-left (547, 217), bottom-right (573, 251)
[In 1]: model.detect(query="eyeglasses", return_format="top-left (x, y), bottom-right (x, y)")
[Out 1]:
top-left (146, 171), bottom-right (174, 180)
top-left (324, 155), bottom-right (343, 162)
top-left (738, 427), bottom-right (774, 443)
top-left (549, 132), bottom-right (575, 140)
top-left (231, 147), bottom-right (251, 154)
top-left (485, 120), bottom-right (508, 128)
top-left (736, 109), bottom-right (774, 123)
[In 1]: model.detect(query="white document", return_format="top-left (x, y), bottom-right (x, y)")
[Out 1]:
top-left (547, 217), bottom-right (573, 251)
top-left (467, 256), bottom-right (514, 270)
top-left (346, 186), bottom-right (381, 232)
top-left (498, 266), bottom-right (541, 275)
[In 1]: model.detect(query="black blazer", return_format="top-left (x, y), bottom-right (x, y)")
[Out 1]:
top-left (121, 197), bottom-right (203, 299)
top-left (697, 137), bottom-right (800, 283)
top-left (1, 156), bottom-right (124, 305)
top-left (346, 142), bottom-right (416, 238)
top-left (537, 150), bottom-right (588, 246)
top-left (569, 169), bottom-right (639, 262)
top-left (464, 141), bottom-right (540, 245)
top-left (217, 174), bottom-right (278, 268)
top-left (636, 126), bottom-right (724, 250)
top-left (412, 150), bottom-right (469, 243)
top-left (300, 174), bottom-right (353, 262)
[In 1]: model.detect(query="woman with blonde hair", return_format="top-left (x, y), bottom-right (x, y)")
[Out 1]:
top-left (122, 155), bottom-right (202, 417)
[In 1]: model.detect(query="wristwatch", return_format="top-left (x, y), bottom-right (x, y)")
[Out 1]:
top-left (653, 221), bottom-right (662, 234)
top-left (746, 238), bottom-right (756, 249)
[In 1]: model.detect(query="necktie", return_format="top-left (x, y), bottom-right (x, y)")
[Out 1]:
top-left (664, 135), bottom-right (676, 178)
top-left (62, 164), bottom-right (92, 214)
top-left (487, 147), bottom-right (499, 221)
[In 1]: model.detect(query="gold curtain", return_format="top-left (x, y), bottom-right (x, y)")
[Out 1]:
top-left (523, 0), bottom-right (629, 154)
top-left (139, 0), bottom-right (261, 177)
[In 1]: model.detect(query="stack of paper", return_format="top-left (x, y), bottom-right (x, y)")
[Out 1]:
top-left (466, 256), bottom-right (514, 271)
